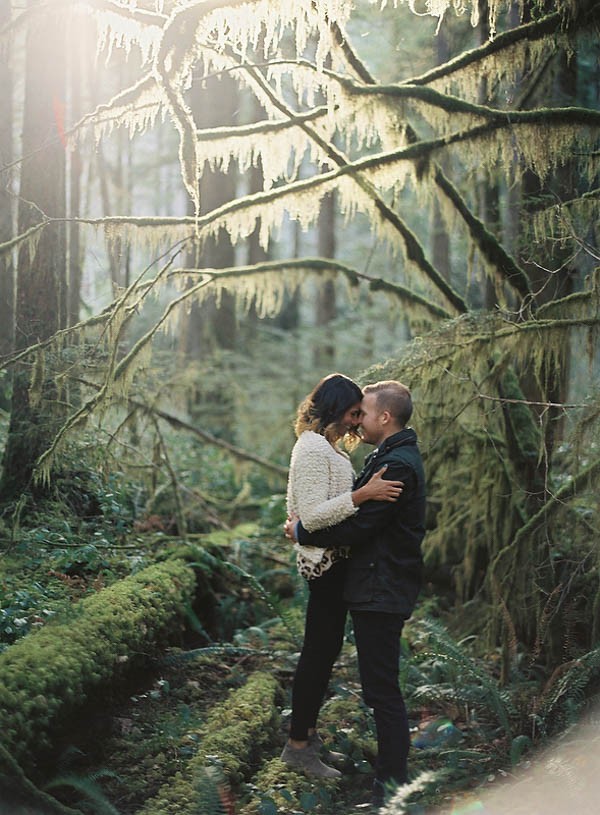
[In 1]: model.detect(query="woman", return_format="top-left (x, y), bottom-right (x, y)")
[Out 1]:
top-left (280, 373), bottom-right (402, 778)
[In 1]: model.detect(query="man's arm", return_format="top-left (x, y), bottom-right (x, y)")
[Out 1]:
top-left (297, 462), bottom-right (415, 549)
top-left (290, 443), bottom-right (357, 532)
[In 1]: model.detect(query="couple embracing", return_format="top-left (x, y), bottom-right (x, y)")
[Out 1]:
top-left (281, 373), bottom-right (426, 810)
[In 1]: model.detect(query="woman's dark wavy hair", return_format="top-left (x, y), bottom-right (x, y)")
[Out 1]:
top-left (294, 373), bottom-right (363, 447)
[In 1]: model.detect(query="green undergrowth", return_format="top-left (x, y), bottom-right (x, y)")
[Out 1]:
top-left (238, 682), bottom-right (375, 815)
top-left (41, 654), bottom-right (265, 813)
top-left (5, 583), bottom-right (600, 815)
top-left (240, 758), bottom-right (341, 815)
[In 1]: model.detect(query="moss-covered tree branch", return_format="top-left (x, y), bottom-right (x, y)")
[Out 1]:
top-left (195, 106), bottom-right (327, 141)
top-left (405, 10), bottom-right (590, 88)
top-left (234, 61), bottom-right (469, 314)
top-left (135, 671), bottom-right (281, 815)
top-left (174, 257), bottom-right (453, 320)
top-left (338, 77), bottom-right (600, 128)
top-left (327, 20), bottom-right (533, 299)
top-left (132, 397), bottom-right (289, 480)
top-left (491, 454), bottom-right (600, 586)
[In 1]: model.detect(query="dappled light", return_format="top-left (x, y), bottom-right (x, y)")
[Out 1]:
top-left (0, 0), bottom-right (599, 813)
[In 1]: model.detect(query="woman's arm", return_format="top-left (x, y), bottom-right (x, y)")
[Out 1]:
top-left (289, 444), bottom-right (357, 532)
top-left (351, 465), bottom-right (403, 506)
top-left (294, 461), bottom-right (415, 549)
top-left (288, 438), bottom-right (403, 533)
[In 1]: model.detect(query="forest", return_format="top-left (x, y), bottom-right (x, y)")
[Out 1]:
top-left (0, 0), bottom-right (599, 813)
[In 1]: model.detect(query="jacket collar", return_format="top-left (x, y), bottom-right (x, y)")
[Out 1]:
top-left (371, 427), bottom-right (417, 456)
top-left (358, 428), bottom-right (417, 481)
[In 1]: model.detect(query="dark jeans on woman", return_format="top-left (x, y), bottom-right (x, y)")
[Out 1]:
top-left (352, 609), bottom-right (409, 786)
top-left (289, 559), bottom-right (347, 741)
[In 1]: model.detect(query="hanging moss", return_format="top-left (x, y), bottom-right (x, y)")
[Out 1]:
top-left (361, 304), bottom-right (600, 670)
top-left (498, 366), bottom-right (543, 466)
top-left (0, 559), bottom-right (196, 773)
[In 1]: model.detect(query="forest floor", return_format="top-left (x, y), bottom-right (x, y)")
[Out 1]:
top-left (41, 633), bottom-right (499, 815)
top-left (0, 527), bottom-right (491, 814)
top-left (40, 620), bottom-right (600, 815)
top-left (1, 497), bottom-right (599, 815)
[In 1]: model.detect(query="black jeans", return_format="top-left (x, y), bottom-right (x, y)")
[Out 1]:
top-left (352, 609), bottom-right (409, 785)
top-left (289, 560), bottom-right (347, 741)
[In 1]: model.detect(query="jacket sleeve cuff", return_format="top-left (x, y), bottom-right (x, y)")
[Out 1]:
top-left (297, 520), bottom-right (311, 546)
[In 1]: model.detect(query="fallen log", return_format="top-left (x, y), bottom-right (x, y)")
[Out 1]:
top-left (0, 559), bottom-right (196, 776)
top-left (135, 670), bottom-right (282, 815)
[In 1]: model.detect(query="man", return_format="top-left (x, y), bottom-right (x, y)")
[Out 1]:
top-left (286, 380), bottom-right (426, 808)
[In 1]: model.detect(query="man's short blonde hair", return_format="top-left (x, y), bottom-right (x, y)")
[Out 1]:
top-left (363, 380), bottom-right (413, 428)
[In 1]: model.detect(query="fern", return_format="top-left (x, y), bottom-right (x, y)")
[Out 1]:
top-left (222, 560), bottom-right (303, 649)
top-left (379, 770), bottom-right (440, 815)
top-left (185, 542), bottom-right (303, 649)
top-left (44, 770), bottom-right (121, 815)
top-left (412, 618), bottom-right (514, 740)
top-left (534, 645), bottom-right (600, 737)
top-left (194, 766), bottom-right (230, 815)
top-left (0, 743), bottom-right (82, 815)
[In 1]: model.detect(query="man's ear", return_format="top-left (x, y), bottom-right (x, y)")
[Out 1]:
top-left (380, 410), bottom-right (392, 426)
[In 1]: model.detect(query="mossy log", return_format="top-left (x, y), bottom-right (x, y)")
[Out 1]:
top-left (135, 671), bottom-right (282, 815)
top-left (238, 757), bottom-right (323, 815)
top-left (0, 559), bottom-right (196, 774)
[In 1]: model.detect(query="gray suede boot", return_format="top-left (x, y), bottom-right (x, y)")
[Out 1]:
top-left (280, 741), bottom-right (342, 778)
top-left (308, 732), bottom-right (348, 770)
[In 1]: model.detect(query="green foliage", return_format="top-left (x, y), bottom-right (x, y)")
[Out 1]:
top-left (0, 0), bottom-right (597, 696)
top-left (366, 323), bottom-right (600, 668)
top-left (239, 758), bottom-right (338, 815)
top-left (533, 644), bottom-right (600, 738)
top-left (0, 469), bottom-right (164, 656)
top-left (194, 766), bottom-right (231, 815)
top-left (509, 734), bottom-right (532, 766)
top-left (0, 743), bottom-right (83, 815)
top-left (222, 560), bottom-right (304, 650)
top-left (398, 614), bottom-right (600, 809)
top-left (170, 526), bottom-right (299, 646)
top-left (0, 579), bottom-right (61, 651)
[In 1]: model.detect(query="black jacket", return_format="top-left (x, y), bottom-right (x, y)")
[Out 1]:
top-left (297, 428), bottom-right (426, 617)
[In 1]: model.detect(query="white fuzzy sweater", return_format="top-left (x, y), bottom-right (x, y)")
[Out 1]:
top-left (287, 431), bottom-right (357, 577)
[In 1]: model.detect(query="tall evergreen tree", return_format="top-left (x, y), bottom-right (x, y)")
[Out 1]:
top-left (1, 0), bottom-right (67, 497)
top-left (0, 0), bottom-right (14, 409)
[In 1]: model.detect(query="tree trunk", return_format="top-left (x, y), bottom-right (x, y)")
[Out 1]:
top-left (179, 74), bottom-right (239, 439)
top-left (430, 24), bottom-right (451, 283)
top-left (67, 27), bottom-right (82, 328)
top-left (495, 2), bottom-right (579, 667)
top-left (313, 190), bottom-right (336, 367)
top-left (0, 0), bottom-right (67, 499)
top-left (180, 74), bottom-right (238, 358)
top-left (0, 1), bottom-right (14, 410)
